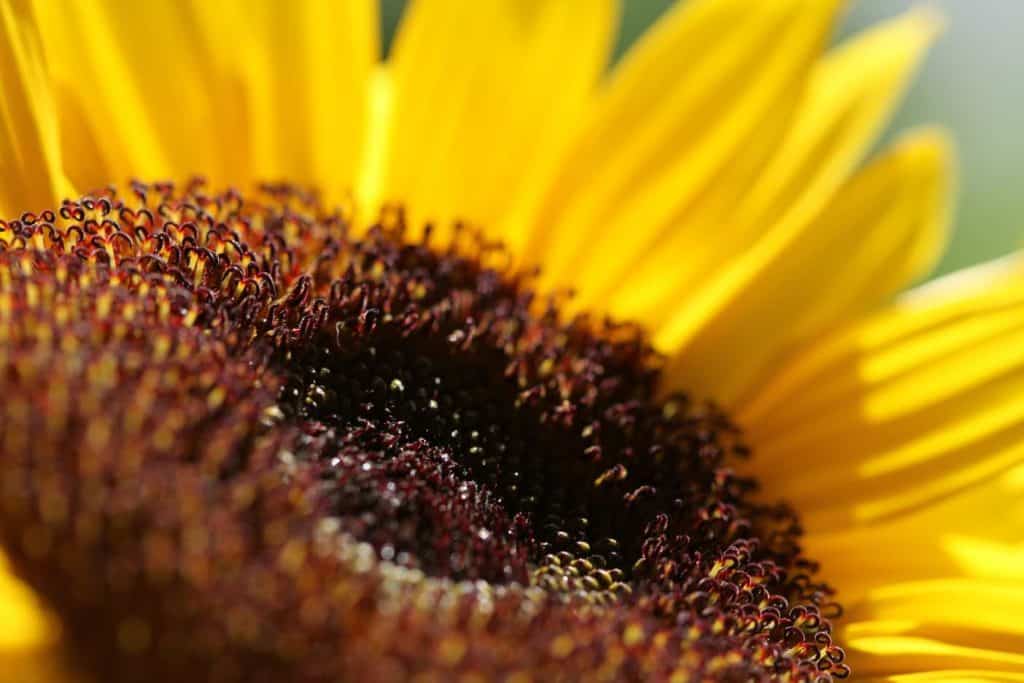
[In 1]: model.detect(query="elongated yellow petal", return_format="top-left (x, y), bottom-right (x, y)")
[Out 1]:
top-left (356, 67), bottom-right (393, 225)
top-left (599, 8), bottom-right (942, 320)
top-left (657, 128), bottom-right (953, 406)
top-left (803, 462), bottom-right (1024, 605)
top-left (842, 580), bottom-right (1024, 679)
top-left (32, 0), bottom-right (194, 184)
top-left (199, 0), bottom-right (377, 199)
top-left (0, 0), bottom-right (68, 214)
top-left (31, 0), bottom-right (376, 195)
top-left (737, 255), bottom-right (1024, 529)
top-left (741, 253), bottom-right (1024, 422)
top-left (381, 0), bottom-right (617, 242)
top-left (871, 673), bottom-right (1024, 682)
top-left (0, 552), bottom-right (54, 650)
top-left (0, 550), bottom-right (76, 681)
top-left (516, 0), bottom-right (841, 292)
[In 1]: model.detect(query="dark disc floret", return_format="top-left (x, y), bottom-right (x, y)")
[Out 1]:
top-left (0, 181), bottom-right (848, 682)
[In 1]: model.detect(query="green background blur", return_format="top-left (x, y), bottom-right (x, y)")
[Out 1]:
top-left (380, 1), bottom-right (1023, 280)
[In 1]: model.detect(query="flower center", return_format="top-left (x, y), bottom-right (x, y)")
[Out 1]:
top-left (0, 181), bottom-right (848, 681)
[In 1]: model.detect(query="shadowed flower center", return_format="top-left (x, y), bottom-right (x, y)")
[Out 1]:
top-left (0, 181), bottom-right (848, 681)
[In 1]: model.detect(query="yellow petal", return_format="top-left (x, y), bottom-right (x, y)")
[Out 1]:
top-left (869, 673), bottom-right (1024, 682)
top-left (0, 551), bottom-right (54, 650)
top-left (0, 550), bottom-right (76, 682)
top-left (516, 0), bottom-right (841, 292)
top-left (2, 648), bottom-right (77, 683)
top-left (657, 128), bottom-right (953, 406)
top-left (805, 462), bottom-right (1024, 604)
top-left (0, 0), bottom-right (68, 214)
top-left (32, 0), bottom-right (193, 184)
top-left (600, 7), bottom-right (942, 321)
top-left (380, 0), bottom-right (617, 242)
top-left (202, 0), bottom-right (377, 198)
top-left (357, 67), bottom-right (394, 226)
top-left (796, 436), bottom-right (1024, 681)
top-left (738, 255), bottom-right (1024, 529)
top-left (32, 0), bottom-right (376, 195)
top-left (842, 580), bottom-right (1024, 679)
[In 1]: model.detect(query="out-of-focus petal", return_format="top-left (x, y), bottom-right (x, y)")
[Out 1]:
top-left (380, 0), bottom-right (618, 242)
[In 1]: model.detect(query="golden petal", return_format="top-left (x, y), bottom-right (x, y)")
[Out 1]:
top-left (659, 128), bottom-right (952, 405)
top-left (741, 255), bottom-right (1024, 528)
top-left (0, 0), bottom-right (68, 213)
top-left (382, 0), bottom-right (618, 243)
top-left (518, 0), bottom-right (842, 292)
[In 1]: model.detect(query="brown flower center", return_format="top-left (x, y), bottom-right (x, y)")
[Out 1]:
top-left (0, 181), bottom-right (848, 681)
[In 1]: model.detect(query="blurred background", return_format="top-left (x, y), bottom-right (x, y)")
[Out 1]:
top-left (380, 0), bottom-right (1024, 280)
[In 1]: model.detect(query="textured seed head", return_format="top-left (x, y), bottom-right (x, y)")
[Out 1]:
top-left (0, 181), bottom-right (847, 681)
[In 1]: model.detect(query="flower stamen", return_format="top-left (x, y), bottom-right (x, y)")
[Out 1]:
top-left (0, 181), bottom-right (849, 681)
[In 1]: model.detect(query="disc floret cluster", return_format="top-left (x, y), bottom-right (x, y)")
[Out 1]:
top-left (0, 181), bottom-right (847, 681)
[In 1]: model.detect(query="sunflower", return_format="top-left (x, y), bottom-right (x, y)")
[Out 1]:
top-left (1, 0), bottom-right (1021, 681)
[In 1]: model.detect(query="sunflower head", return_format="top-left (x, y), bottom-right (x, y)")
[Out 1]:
top-left (3, 0), bottom-right (1021, 682)
top-left (0, 181), bottom-right (848, 681)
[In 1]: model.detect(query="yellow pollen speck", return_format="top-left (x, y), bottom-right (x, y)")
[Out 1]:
top-left (438, 635), bottom-right (467, 665)
top-left (279, 539), bottom-right (308, 575)
top-left (550, 634), bottom-right (575, 658)
top-left (623, 623), bottom-right (645, 646)
top-left (207, 385), bottom-right (228, 409)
